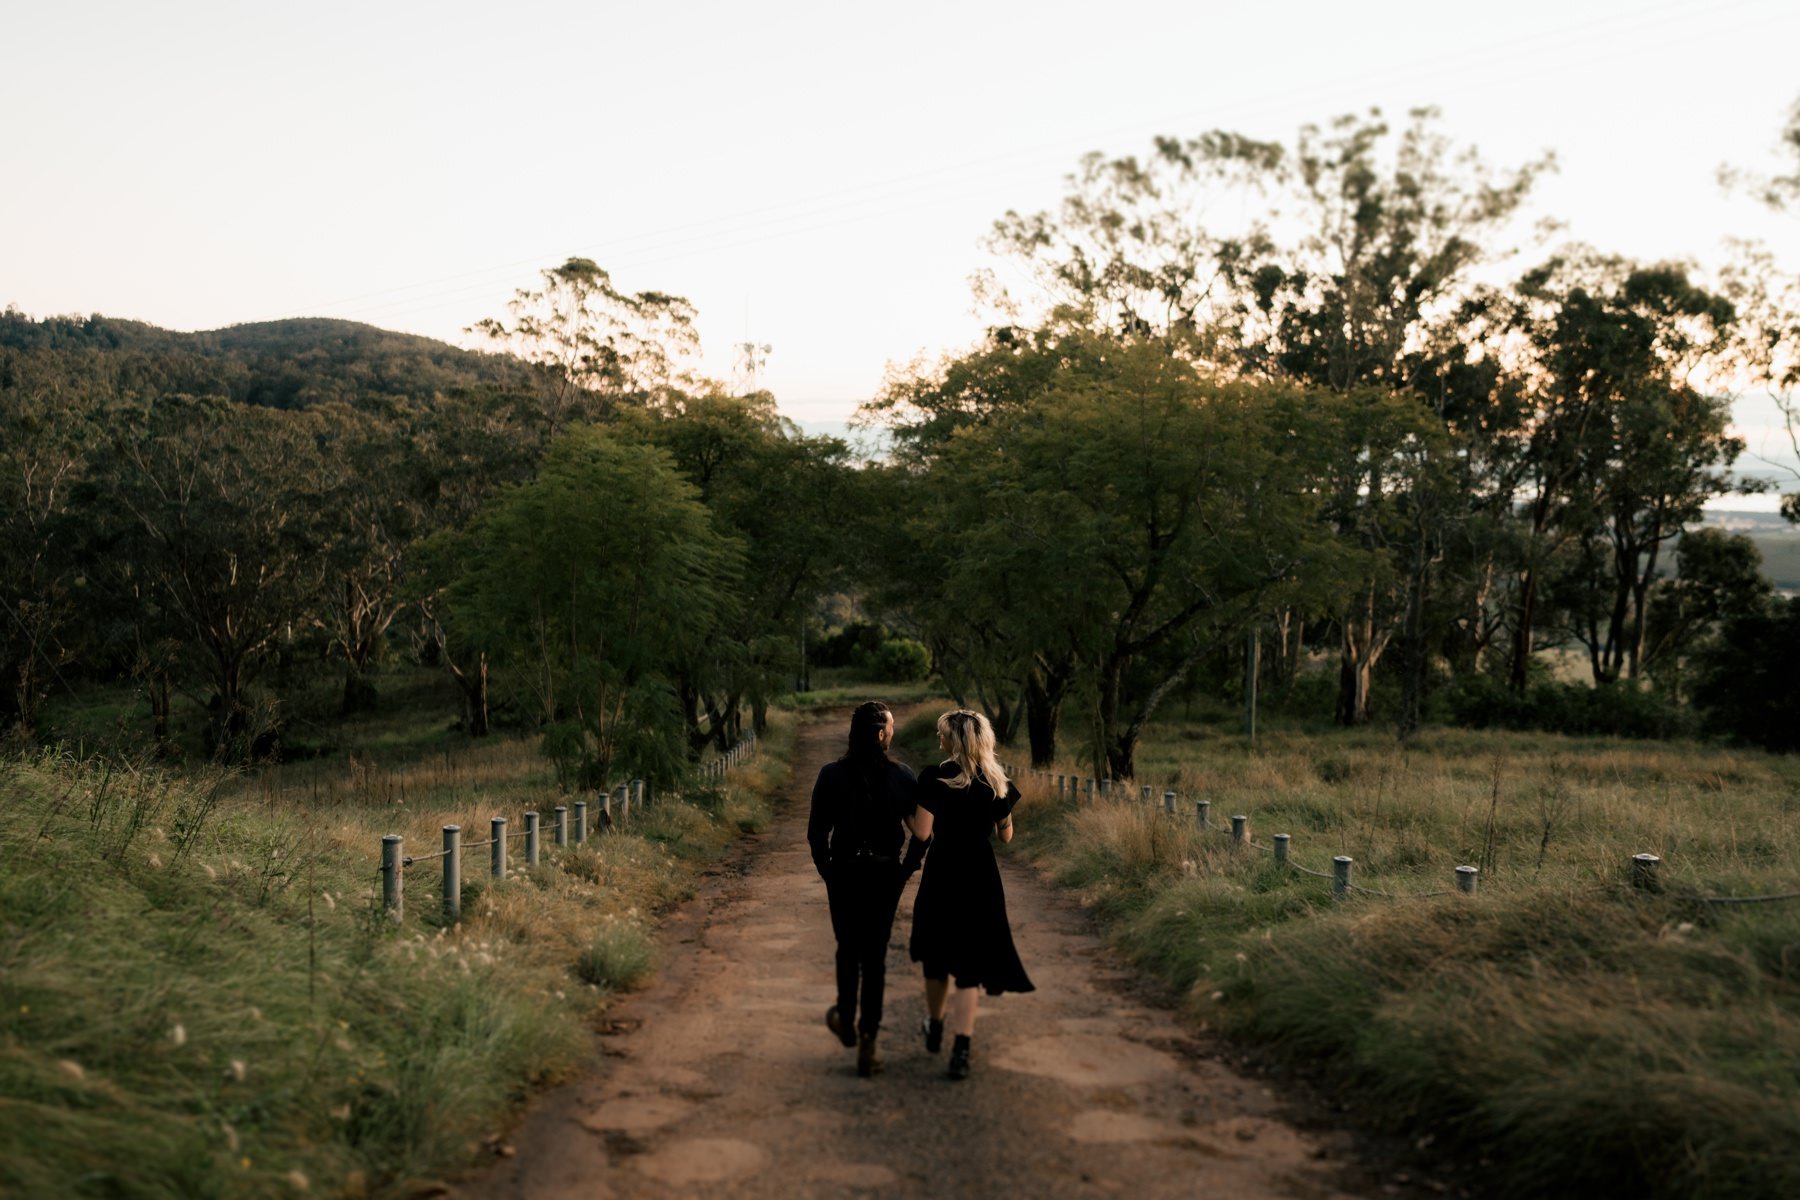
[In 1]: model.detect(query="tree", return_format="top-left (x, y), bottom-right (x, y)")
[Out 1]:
top-left (308, 405), bottom-right (417, 713)
top-left (1719, 97), bottom-right (1800, 523)
top-left (82, 395), bottom-right (330, 758)
top-left (624, 390), bottom-right (856, 746)
top-left (980, 110), bottom-right (1550, 725)
top-left (881, 339), bottom-right (1343, 779)
top-left (0, 346), bottom-right (99, 737)
top-left (446, 426), bottom-right (742, 789)
top-left (1504, 258), bottom-right (1741, 685)
top-left (469, 257), bottom-right (700, 439)
top-left (1691, 596), bottom-right (1800, 752)
top-left (1642, 528), bottom-right (1773, 699)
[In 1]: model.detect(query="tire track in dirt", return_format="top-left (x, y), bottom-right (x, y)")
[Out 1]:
top-left (462, 710), bottom-right (1367, 1199)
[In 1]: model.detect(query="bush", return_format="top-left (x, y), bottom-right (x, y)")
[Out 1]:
top-left (574, 919), bottom-right (658, 990)
top-left (812, 621), bottom-right (886, 669)
top-left (1692, 596), bottom-right (1800, 752)
top-left (1443, 674), bottom-right (1695, 739)
top-left (870, 637), bottom-right (931, 682)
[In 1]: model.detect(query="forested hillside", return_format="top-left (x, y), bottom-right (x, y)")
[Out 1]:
top-left (5, 110), bottom-right (1800, 777)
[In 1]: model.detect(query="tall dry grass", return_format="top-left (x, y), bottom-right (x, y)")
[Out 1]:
top-left (1011, 721), bottom-right (1800, 1199)
top-left (0, 711), bottom-right (797, 1198)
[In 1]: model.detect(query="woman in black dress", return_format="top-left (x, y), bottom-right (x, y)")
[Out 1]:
top-left (908, 708), bottom-right (1034, 1080)
top-left (807, 700), bottom-right (926, 1076)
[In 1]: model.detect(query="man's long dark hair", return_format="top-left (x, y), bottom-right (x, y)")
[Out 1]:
top-left (840, 700), bottom-right (893, 773)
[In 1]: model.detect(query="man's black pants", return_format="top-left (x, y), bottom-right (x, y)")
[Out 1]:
top-left (825, 861), bottom-right (905, 1037)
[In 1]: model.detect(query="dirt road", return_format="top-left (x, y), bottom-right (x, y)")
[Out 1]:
top-left (465, 713), bottom-right (1365, 1199)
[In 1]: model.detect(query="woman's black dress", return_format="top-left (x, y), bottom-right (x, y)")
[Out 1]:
top-left (908, 762), bottom-right (1035, 995)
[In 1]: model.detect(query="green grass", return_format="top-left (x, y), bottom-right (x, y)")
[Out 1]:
top-left (0, 710), bottom-right (798, 1198)
top-left (783, 672), bottom-right (947, 711)
top-left (1012, 721), bottom-right (1800, 1199)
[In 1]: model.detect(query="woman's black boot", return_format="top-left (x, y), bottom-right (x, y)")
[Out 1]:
top-left (857, 1032), bottom-right (883, 1077)
top-left (947, 1034), bottom-right (972, 1080)
top-left (922, 1017), bottom-right (945, 1054)
top-left (826, 1006), bottom-right (856, 1048)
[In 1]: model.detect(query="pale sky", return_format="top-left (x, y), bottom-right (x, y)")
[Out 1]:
top-left (5, 0), bottom-right (1798, 494)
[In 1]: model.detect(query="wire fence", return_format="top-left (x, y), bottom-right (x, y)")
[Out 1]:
top-left (375, 732), bottom-right (759, 924)
top-left (1015, 765), bottom-right (1800, 909)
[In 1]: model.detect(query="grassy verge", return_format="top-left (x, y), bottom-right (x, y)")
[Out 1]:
top-left (786, 677), bottom-right (945, 712)
top-left (0, 713), bottom-right (797, 1198)
top-left (1008, 721), bottom-right (1800, 1199)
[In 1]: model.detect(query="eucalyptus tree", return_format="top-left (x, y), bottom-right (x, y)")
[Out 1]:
top-left (305, 403), bottom-right (421, 714)
top-left (624, 390), bottom-right (857, 745)
top-left (445, 426), bottom-right (742, 789)
top-left (981, 109), bottom-right (1550, 724)
top-left (468, 257), bottom-right (700, 439)
top-left (864, 330), bottom-right (1120, 761)
top-left (81, 395), bottom-right (332, 758)
top-left (0, 346), bottom-right (99, 736)
top-left (1641, 528), bottom-right (1772, 700)
top-left (1501, 257), bottom-right (1741, 685)
top-left (895, 340), bottom-right (1342, 779)
top-left (1718, 97), bottom-right (1800, 523)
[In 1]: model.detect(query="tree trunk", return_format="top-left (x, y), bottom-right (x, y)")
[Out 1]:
top-left (1396, 517), bottom-right (1433, 740)
top-left (1510, 567), bottom-right (1539, 693)
top-left (1335, 581), bottom-right (1386, 726)
top-left (152, 671), bottom-right (171, 749)
top-left (447, 651), bottom-right (489, 737)
top-left (1023, 667), bottom-right (1066, 767)
top-left (341, 666), bottom-right (379, 715)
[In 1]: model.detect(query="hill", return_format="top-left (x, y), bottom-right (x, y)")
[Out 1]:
top-left (0, 309), bottom-right (528, 411)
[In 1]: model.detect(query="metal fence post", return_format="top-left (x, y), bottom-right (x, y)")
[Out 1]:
top-left (1631, 852), bottom-right (1661, 891)
top-left (1084, 778), bottom-right (1094, 805)
top-left (1273, 833), bottom-right (1290, 866)
top-left (574, 799), bottom-right (587, 844)
top-left (599, 788), bottom-right (612, 828)
top-left (1332, 855), bottom-right (1353, 901)
top-left (632, 779), bottom-right (645, 812)
top-left (381, 835), bottom-right (403, 924)
top-left (524, 811), bottom-right (539, 867)
top-left (1455, 865), bottom-right (1479, 895)
top-left (1195, 799), bottom-right (1210, 830)
top-left (1140, 785), bottom-right (1152, 805)
top-left (1099, 779), bottom-right (1112, 799)
top-left (617, 783), bottom-right (631, 824)
top-left (442, 825), bottom-right (461, 922)
top-left (1231, 814), bottom-right (1248, 849)
top-left (1163, 790), bottom-right (1176, 816)
top-left (553, 805), bottom-right (568, 848)
top-left (491, 816), bottom-right (507, 880)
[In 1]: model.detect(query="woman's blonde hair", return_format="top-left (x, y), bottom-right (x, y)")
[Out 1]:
top-left (936, 709), bottom-right (1009, 798)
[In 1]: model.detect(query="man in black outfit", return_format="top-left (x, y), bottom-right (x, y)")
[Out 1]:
top-left (807, 700), bottom-right (928, 1077)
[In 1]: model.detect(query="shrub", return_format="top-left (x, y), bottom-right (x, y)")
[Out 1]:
top-left (1443, 674), bottom-right (1694, 739)
top-left (574, 919), bottom-right (658, 990)
top-left (1691, 596), bottom-right (1800, 752)
top-left (870, 637), bottom-right (931, 682)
